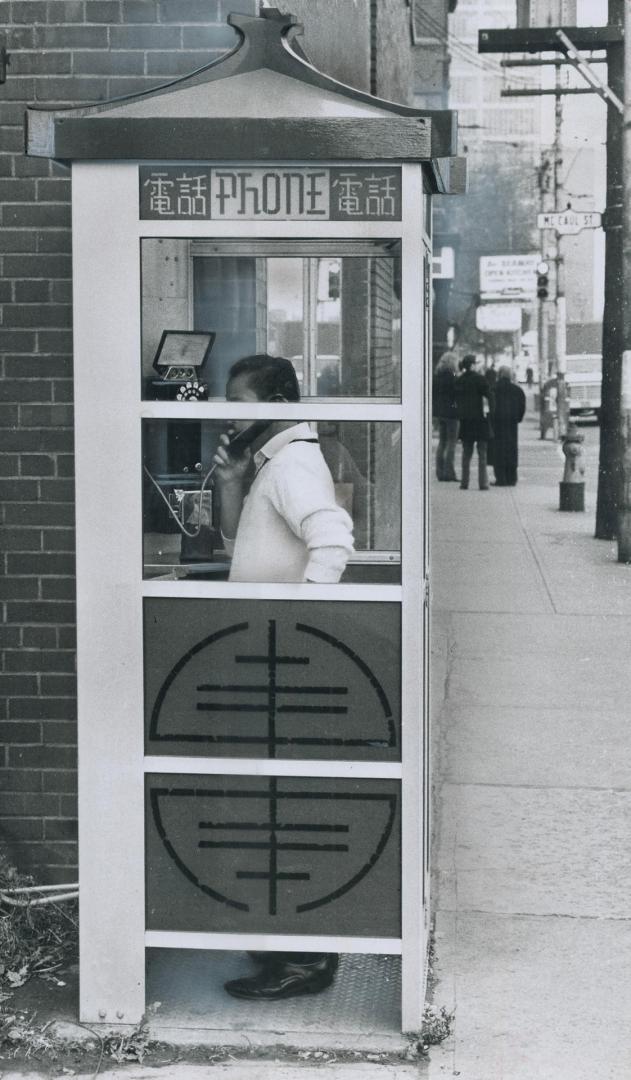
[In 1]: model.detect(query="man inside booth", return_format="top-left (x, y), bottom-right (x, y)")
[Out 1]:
top-left (213, 353), bottom-right (354, 999)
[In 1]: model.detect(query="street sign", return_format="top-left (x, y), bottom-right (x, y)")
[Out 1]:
top-left (479, 253), bottom-right (540, 299)
top-left (476, 303), bottom-right (522, 333)
top-left (537, 210), bottom-right (602, 235)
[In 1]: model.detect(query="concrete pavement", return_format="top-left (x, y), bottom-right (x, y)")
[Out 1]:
top-left (427, 408), bottom-right (631, 1080)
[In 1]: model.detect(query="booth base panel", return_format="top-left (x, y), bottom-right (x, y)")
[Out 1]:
top-left (146, 949), bottom-right (405, 1051)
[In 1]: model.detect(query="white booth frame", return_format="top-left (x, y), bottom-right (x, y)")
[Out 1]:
top-left (72, 161), bottom-right (430, 1033)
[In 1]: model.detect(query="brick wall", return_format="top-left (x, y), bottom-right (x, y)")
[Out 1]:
top-left (0, 0), bottom-right (255, 883)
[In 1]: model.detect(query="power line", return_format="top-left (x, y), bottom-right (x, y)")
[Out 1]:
top-left (415, 8), bottom-right (539, 87)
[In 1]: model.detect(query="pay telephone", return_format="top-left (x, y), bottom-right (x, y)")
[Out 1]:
top-left (145, 330), bottom-right (216, 401)
top-left (143, 419), bottom-right (273, 567)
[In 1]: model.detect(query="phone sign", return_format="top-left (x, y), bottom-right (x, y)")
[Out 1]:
top-left (139, 166), bottom-right (402, 221)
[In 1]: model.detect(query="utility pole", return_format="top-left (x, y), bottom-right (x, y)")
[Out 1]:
top-left (617, 0), bottom-right (631, 560)
top-left (596, 0), bottom-right (624, 540)
top-left (553, 62), bottom-right (568, 438)
top-left (479, 13), bottom-right (625, 540)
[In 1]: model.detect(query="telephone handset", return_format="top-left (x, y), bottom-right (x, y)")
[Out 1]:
top-left (224, 418), bottom-right (272, 458)
top-left (143, 418), bottom-right (273, 541)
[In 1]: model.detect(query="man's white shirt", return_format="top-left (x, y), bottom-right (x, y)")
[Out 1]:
top-left (223, 423), bottom-right (355, 583)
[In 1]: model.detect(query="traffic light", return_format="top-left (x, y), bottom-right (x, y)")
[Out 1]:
top-left (536, 260), bottom-right (549, 300)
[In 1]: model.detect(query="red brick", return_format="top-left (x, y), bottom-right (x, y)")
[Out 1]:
top-left (0, 769), bottom-right (43, 792)
top-left (11, 2), bottom-right (48, 22)
top-left (0, 577), bottom-right (39, 601)
top-left (44, 817), bottom-right (77, 841)
top-left (6, 601), bottom-right (75, 626)
top-left (37, 231), bottom-right (72, 253)
top-left (22, 627), bottom-right (57, 648)
top-left (0, 818), bottom-right (44, 840)
top-left (14, 281), bottom-right (51, 302)
top-left (0, 479), bottom-right (38, 501)
top-left (0, 528), bottom-right (42, 552)
top-left (9, 745), bottom-right (76, 768)
top-left (4, 650), bottom-right (76, 673)
top-left (73, 50), bottom-right (146, 75)
top-left (57, 626), bottom-right (76, 649)
top-left (0, 722), bottom-right (42, 744)
top-left (42, 770), bottom-right (77, 793)
top-left (5, 504), bottom-right (75, 527)
top-left (41, 578), bottom-right (76, 601)
top-left (0, 453), bottom-right (19, 475)
top-left (10, 52), bottom-right (72, 76)
top-left (0, 231), bottom-right (38, 253)
top-left (0, 792), bottom-right (58, 815)
top-left (0, 675), bottom-right (39, 697)
top-left (123, 0), bottom-right (158, 22)
top-left (55, 455), bottom-right (75, 478)
top-left (88, 2), bottom-right (122, 21)
top-left (41, 717), bottom-right (76, 741)
top-left (0, 380), bottom-right (54, 403)
top-left (5, 356), bottom-right (72, 378)
top-left (59, 794), bottom-right (77, 816)
top-left (5, 305), bottom-right (72, 329)
top-left (110, 25), bottom-right (180, 47)
top-left (42, 528), bottom-right (76, 552)
top-left (35, 25), bottom-right (109, 47)
top-left (0, 455), bottom-right (20, 476)
top-left (19, 403), bottom-right (74, 427)
top-left (20, 455), bottom-right (57, 477)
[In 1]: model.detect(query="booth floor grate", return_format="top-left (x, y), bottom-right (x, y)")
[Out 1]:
top-left (146, 949), bottom-right (403, 1050)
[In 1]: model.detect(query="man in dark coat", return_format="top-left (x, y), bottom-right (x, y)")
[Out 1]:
top-left (432, 351), bottom-right (459, 481)
top-left (455, 354), bottom-right (491, 490)
top-left (491, 366), bottom-right (526, 486)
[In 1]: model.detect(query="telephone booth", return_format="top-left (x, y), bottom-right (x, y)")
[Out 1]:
top-left (26, 9), bottom-right (464, 1041)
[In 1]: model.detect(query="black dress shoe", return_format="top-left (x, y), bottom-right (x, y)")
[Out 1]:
top-left (224, 954), bottom-right (339, 1001)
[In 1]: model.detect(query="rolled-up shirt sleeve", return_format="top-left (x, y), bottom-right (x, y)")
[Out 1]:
top-left (269, 451), bottom-right (355, 582)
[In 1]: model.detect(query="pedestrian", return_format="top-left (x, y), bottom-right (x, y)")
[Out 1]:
top-left (490, 366), bottom-right (526, 486)
top-left (455, 354), bottom-right (491, 490)
top-left (432, 350), bottom-right (459, 481)
top-left (526, 366), bottom-right (534, 388)
top-left (212, 353), bottom-right (354, 1001)
top-left (484, 360), bottom-right (497, 391)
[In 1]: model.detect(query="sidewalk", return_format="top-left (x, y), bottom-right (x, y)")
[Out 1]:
top-left (427, 410), bottom-right (631, 1080)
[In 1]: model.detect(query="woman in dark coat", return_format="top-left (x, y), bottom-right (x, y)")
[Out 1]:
top-left (491, 366), bottom-right (526, 486)
top-left (432, 351), bottom-right (459, 481)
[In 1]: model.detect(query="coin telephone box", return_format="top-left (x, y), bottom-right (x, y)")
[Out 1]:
top-left (26, 8), bottom-right (464, 1036)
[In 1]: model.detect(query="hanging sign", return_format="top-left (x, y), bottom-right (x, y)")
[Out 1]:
top-left (537, 210), bottom-right (602, 235)
top-left (479, 253), bottom-right (541, 299)
top-left (139, 166), bottom-right (402, 221)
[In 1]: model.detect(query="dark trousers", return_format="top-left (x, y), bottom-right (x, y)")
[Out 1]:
top-left (461, 439), bottom-right (488, 489)
top-left (436, 418), bottom-right (459, 480)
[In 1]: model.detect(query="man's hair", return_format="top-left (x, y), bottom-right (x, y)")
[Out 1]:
top-left (461, 354), bottom-right (477, 371)
top-left (227, 354), bottom-right (301, 402)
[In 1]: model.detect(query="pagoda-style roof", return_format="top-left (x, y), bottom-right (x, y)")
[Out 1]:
top-left (25, 7), bottom-right (465, 192)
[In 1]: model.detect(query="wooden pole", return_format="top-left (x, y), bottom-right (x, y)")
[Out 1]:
top-left (616, 0), bottom-right (631, 559)
top-left (595, 0), bottom-right (624, 540)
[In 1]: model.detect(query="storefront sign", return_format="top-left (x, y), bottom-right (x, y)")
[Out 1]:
top-left (479, 253), bottom-right (541, 300)
top-left (144, 599), bottom-right (401, 761)
top-left (139, 166), bottom-right (402, 221)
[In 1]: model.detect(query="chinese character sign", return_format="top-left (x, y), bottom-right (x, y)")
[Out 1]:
top-left (139, 167), bottom-right (402, 221)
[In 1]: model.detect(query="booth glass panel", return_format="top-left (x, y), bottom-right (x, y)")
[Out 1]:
top-left (145, 772), bottom-right (401, 936)
top-left (142, 419), bottom-right (401, 582)
top-left (141, 240), bottom-right (401, 401)
top-left (144, 597), bottom-right (401, 760)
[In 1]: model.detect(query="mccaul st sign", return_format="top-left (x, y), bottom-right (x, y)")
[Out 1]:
top-left (139, 166), bottom-right (402, 221)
